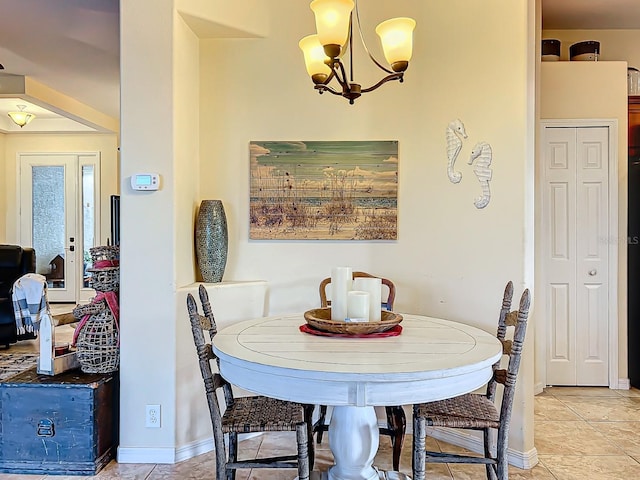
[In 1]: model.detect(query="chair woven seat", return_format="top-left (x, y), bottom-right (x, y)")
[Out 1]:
top-left (223, 396), bottom-right (306, 433)
top-left (416, 393), bottom-right (500, 429)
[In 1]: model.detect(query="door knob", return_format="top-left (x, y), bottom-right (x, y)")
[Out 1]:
top-left (589, 269), bottom-right (597, 276)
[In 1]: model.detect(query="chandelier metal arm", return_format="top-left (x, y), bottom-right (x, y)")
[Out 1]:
top-left (353, 0), bottom-right (396, 76)
top-left (360, 72), bottom-right (404, 93)
top-left (315, 58), bottom-right (402, 103)
top-left (326, 60), bottom-right (361, 103)
top-left (317, 59), bottom-right (403, 95)
top-left (315, 59), bottom-right (353, 94)
top-left (323, 67), bottom-right (338, 85)
top-left (314, 84), bottom-right (343, 96)
top-left (332, 58), bottom-right (350, 87)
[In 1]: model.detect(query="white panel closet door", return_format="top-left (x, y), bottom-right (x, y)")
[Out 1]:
top-left (575, 127), bottom-right (609, 385)
top-left (543, 127), bottom-right (578, 385)
top-left (543, 126), bottom-right (609, 386)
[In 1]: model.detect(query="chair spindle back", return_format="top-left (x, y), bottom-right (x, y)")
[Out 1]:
top-left (186, 285), bottom-right (234, 475)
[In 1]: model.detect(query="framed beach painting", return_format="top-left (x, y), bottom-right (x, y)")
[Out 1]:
top-left (249, 140), bottom-right (398, 240)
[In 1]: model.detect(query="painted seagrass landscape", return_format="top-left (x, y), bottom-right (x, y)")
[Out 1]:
top-left (250, 141), bottom-right (398, 240)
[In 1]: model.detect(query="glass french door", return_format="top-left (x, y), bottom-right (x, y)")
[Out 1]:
top-left (19, 153), bottom-right (100, 303)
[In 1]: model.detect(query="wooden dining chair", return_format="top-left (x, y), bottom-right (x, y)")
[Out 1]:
top-left (187, 284), bottom-right (314, 480)
top-left (412, 281), bottom-right (531, 480)
top-left (315, 271), bottom-right (405, 472)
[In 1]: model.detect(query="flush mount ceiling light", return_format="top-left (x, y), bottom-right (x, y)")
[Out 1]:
top-left (299, 0), bottom-right (416, 105)
top-left (8, 104), bottom-right (36, 128)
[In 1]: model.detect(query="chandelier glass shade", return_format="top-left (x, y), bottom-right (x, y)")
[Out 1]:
top-left (299, 0), bottom-right (415, 104)
top-left (8, 105), bottom-right (35, 127)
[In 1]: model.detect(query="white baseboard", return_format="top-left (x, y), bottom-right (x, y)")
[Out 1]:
top-left (508, 444), bottom-right (538, 470)
top-left (117, 433), bottom-right (260, 464)
top-left (119, 427), bottom-right (540, 470)
top-left (175, 438), bottom-right (215, 463)
top-left (117, 446), bottom-right (178, 464)
top-left (426, 427), bottom-right (539, 470)
top-left (537, 379), bottom-right (630, 391)
top-left (612, 378), bottom-right (630, 390)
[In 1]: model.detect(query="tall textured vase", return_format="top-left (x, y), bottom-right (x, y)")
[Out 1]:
top-left (195, 200), bottom-right (228, 283)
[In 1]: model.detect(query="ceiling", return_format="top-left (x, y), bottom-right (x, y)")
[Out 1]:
top-left (541, 0), bottom-right (640, 30)
top-left (0, 0), bottom-right (118, 133)
top-left (0, 0), bottom-right (635, 133)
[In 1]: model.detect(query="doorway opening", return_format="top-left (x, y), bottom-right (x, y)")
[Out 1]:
top-left (19, 152), bottom-right (101, 304)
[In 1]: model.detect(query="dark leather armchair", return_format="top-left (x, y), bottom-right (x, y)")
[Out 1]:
top-left (0, 245), bottom-right (36, 348)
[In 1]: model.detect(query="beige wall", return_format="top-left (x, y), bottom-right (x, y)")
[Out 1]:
top-left (201, 0), bottom-right (534, 318)
top-left (542, 29), bottom-right (640, 68)
top-left (119, 0), bottom-right (277, 463)
top-left (538, 61), bottom-right (629, 385)
top-left (1, 133), bottom-right (118, 245)
top-left (199, 0), bottom-right (536, 459)
top-left (119, 0), bottom-right (178, 455)
top-left (119, 0), bottom-right (537, 467)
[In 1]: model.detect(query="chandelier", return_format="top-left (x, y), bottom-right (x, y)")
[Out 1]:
top-left (299, 0), bottom-right (416, 105)
top-left (8, 105), bottom-right (36, 128)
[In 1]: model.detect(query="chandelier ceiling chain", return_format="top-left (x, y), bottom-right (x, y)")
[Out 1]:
top-left (299, 0), bottom-right (416, 104)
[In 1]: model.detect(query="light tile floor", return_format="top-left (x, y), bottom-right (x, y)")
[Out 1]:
top-left (3, 309), bottom-right (640, 479)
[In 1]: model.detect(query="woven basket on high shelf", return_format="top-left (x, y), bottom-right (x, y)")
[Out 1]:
top-left (89, 267), bottom-right (120, 292)
top-left (75, 309), bottom-right (119, 374)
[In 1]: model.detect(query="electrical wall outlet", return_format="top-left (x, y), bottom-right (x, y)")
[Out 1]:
top-left (145, 404), bottom-right (161, 428)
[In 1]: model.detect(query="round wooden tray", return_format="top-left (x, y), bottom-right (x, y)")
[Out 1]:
top-left (304, 308), bottom-right (403, 335)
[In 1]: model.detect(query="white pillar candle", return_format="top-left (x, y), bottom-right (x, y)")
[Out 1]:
top-left (353, 277), bottom-right (383, 321)
top-left (331, 266), bottom-right (352, 321)
top-left (347, 291), bottom-right (370, 322)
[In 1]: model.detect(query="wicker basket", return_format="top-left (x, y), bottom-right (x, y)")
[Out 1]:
top-left (88, 267), bottom-right (120, 292)
top-left (75, 309), bottom-right (119, 374)
top-left (72, 299), bottom-right (107, 319)
top-left (304, 308), bottom-right (403, 335)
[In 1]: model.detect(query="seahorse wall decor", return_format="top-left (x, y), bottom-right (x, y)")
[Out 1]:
top-left (468, 141), bottom-right (493, 209)
top-left (446, 119), bottom-right (467, 184)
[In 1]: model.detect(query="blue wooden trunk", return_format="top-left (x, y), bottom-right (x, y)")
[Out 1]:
top-left (0, 368), bottom-right (118, 475)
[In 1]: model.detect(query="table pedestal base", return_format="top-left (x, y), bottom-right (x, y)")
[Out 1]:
top-left (328, 406), bottom-right (378, 480)
top-left (307, 405), bottom-right (412, 480)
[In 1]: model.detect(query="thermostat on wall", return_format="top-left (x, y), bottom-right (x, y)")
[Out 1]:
top-left (131, 173), bottom-right (160, 191)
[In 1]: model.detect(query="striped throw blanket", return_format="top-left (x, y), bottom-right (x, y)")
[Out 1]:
top-left (12, 273), bottom-right (49, 335)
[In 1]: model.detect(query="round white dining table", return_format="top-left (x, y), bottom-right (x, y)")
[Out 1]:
top-left (212, 313), bottom-right (503, 480)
